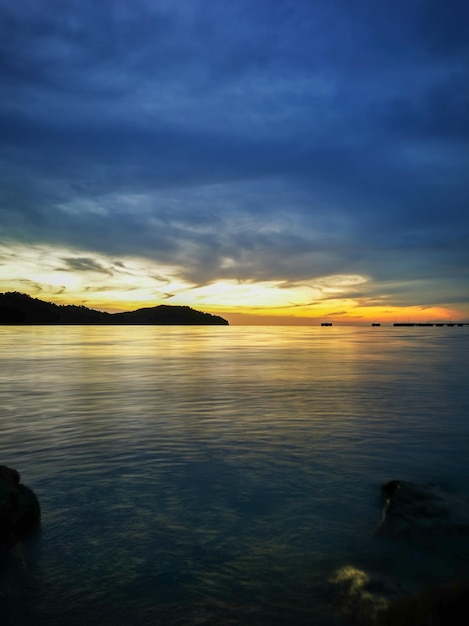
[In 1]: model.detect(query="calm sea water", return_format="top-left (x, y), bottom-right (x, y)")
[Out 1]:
top-left (1, 325), bottom-right (469, 625)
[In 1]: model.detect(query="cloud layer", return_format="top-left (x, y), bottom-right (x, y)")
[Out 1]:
top-left (1, 0), bottom-right (468, 320)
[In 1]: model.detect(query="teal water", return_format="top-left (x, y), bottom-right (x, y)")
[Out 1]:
top-left (1, 326), bottom-right (469, 625)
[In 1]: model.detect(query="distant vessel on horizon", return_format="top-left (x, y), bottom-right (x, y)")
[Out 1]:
top-left (393, 322), bottom-right (467, 327)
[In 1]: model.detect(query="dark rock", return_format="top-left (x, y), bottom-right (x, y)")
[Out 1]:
top-left (374, 480), bottom-right (469, 541)
top-left (0, 465), bottom-right (40, 553)
top-left (335, 482), bottom-right (469, 624)
top-left (374, 580), bottom-right (469, 625)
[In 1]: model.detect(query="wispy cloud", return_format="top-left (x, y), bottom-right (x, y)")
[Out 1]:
top-left (59, 257), bottom-right (113, 275)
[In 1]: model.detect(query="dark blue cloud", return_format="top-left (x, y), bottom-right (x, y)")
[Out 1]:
top-left (1, 0), bottom-right (468, 310)
top-left (59, 257), bottom-right (113, 274)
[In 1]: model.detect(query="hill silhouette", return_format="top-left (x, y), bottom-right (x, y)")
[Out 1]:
top-left (0, 293), bottom-right (229, 325)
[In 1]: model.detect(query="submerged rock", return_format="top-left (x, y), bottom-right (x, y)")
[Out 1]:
top-left (0, 465), bottom-right (40, 553)
top-left (374, 480), bottom-right (469, 541)
top-left (333, 481), bottom-right (469, 624)
top-left (348, 481), bottom-right (469, 624)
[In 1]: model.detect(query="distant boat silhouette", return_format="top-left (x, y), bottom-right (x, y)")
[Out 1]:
top-left (321, 322), bottom-right (333, 326)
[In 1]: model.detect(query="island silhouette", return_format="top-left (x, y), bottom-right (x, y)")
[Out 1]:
top-left (0, 293), bottom-right (229, 325)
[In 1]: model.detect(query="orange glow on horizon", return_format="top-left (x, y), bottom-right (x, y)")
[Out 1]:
top-left (0, 287), bottom-right (464, 326)
top-left (217, 304), bottom-right (464, 325)
top-left (34, 295), bottom-right (465, 326)
top-left (1, 243), bottom-right (468, 325)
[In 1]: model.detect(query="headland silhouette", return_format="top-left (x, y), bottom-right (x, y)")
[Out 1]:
top-left (0, 293), bottom-right (229, 325)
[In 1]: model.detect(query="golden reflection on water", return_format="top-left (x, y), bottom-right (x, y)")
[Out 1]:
top-left (1, 325), bottom-right (469, 625)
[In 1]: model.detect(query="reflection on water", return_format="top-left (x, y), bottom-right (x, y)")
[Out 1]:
top-left (1, 326), bottom-right (469, 624)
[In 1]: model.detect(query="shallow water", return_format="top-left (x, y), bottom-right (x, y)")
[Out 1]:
top-left (1, 325), bottom-right (469, 624)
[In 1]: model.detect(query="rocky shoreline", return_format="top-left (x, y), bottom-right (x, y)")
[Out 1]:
top-left (3, 470), bottom-right (468, 624)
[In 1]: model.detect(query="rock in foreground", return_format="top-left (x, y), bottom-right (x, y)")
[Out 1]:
top-left (377, 579), bottom-right (469, 625)
top-left (374, 479), bottom-right (469, 541)
top-left (334, 481), bottom-right (469, 625)
top-left (0, 465), bottom-right (41, 554)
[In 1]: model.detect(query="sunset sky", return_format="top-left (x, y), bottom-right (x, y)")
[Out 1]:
top-left (1, 0), bottom-right (468, 324)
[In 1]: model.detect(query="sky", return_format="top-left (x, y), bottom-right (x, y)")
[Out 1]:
top-left (1, 0), bottom-right (468, 324)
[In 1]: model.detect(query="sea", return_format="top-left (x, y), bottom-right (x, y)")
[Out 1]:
top-left (1, 325), bottom-right (469, 625)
